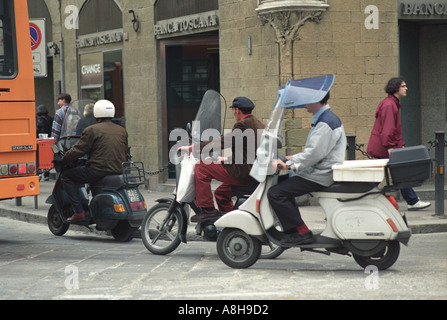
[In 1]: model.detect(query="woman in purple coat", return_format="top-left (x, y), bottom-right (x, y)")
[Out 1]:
top-left (367, 77), bottom-right (430, 211)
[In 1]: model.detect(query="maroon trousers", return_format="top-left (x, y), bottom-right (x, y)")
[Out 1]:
top-left (194, 161), bottom-right (245, 212)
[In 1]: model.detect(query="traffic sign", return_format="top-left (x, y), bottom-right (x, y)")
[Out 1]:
top-left (29, 19), bottom-right (47, 77)
top-left (29, 22), bottom-right (42, 51)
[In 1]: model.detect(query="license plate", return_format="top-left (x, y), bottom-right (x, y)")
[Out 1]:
top-left (126, 189), bottom-right (140, 202)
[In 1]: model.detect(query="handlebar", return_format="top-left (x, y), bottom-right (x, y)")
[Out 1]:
top-left (277, 155), bottom-right (288, 170)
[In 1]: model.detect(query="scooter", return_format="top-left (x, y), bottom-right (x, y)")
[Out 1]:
top-left (46, 132), bottom-right (147, 242)
top-left (215, 75), bottom-right (432, 270)
top-left (140, 90), bottom-right (283, 258)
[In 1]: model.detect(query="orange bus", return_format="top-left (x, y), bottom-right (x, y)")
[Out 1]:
top-left (0, 0), bottom-right (40, 199)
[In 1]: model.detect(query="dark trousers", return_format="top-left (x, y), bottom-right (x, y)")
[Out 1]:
top-left (267, 175), bottom-right (326, 232)
top-left (60, 166), bottom-right (106, 214)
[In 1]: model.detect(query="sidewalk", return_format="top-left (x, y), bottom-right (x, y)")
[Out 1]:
top-left (0, 179), bottom-right (446, 237)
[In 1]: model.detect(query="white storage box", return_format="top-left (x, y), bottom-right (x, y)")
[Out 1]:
top-left (332, 159), bottom-right (389, 182)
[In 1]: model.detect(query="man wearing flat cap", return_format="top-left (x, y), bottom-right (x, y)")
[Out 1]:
top-left (179, 96), bottom-right (265, 222)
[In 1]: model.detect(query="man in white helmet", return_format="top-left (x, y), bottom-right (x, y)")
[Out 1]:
top-left (61, 100), bottom-right (128, 222)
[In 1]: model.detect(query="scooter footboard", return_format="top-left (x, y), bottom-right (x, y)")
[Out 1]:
top-left (215, 210), bottom-right (264, 236)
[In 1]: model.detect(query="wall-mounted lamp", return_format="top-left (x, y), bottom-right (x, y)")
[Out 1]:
top-left (129, 10), bottom-right (140, 32)
top-left (48, 42), bottom-right (60, 56)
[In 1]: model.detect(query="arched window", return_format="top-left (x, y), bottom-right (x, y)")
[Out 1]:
top-left (77, 0), bottom-right (122, 37)
top-left (77, 0), bottom-right (124, 120)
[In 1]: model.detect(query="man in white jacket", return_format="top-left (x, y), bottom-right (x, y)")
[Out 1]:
top-left (269, 92), bottom-right (346, 246)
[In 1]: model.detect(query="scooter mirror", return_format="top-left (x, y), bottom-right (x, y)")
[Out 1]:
top-left (277, 135), bottom-right (283, 149)
top-left (51, 144), bottom-right (60, 154)
top-left (186, 122), bottom-right (191, 136)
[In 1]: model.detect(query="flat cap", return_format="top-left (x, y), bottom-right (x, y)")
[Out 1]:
top-left (230, 97), bottom-right (255, 111)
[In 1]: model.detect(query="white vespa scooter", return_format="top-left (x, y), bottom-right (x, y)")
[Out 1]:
top-left (215, 75), bottom-right (432, 270)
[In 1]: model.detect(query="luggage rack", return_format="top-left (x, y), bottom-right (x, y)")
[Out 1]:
top-left (122, 161), bottom-right (146, 187)
top-left (331, 146), bottom-right (433, 202)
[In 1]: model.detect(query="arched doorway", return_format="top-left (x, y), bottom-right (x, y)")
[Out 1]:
top-left (155, 0), bottom-right (220, 178)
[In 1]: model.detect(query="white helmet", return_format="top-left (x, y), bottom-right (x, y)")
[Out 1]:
top-left (93, 100), bottom-right (115, 118)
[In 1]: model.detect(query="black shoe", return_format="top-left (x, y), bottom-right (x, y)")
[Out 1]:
top-left (280, 232), bottom-right (313, 247)
top-left (191, 209), bottom-right (221, 223)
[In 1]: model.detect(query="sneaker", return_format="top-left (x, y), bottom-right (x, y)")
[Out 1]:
top-left (408, 200), bottom-right (431, 211)
top-left (191, 209), bottom-right (221, 223)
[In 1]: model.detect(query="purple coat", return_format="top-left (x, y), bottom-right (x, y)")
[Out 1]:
top-left (367, 95), bottom-right (405, 159)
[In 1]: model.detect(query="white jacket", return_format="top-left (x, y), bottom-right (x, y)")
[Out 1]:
top-left (286, 105), bottom-right (346, 187)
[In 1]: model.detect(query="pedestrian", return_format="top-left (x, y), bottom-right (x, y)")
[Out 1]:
top-left (60, 100), bottom-right (128, 222)
top-left (36, 104), bottom-right (53, 181)
top-left (367, 77), bottom-right (430, 211)
top-left (75, 103), bottom-right (97, 134)
top-left (51, 93), bottom-right (80, 140)
top-left (36, 104), bottom-right (53, 138)
top-left (268, 92), bottom-right (346, 246)
top-left (178, 97), bottom-right (265, 222)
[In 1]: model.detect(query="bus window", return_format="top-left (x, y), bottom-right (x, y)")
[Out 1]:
top-left (0, 0), bottom-right (17, 78)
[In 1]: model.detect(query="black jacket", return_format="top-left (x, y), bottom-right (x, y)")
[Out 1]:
top-left (63, 120), bottom-right (128, 175)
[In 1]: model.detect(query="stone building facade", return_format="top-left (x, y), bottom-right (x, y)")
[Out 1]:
top-left (28, 0), bottom-right (446, 190)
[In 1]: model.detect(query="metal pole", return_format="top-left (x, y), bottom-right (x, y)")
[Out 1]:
top-left (434, 131), bottom-right (445, 217)
top-left (346, 134), bottom-right (356, 160)
top-left (59, 0), bottom-right (65, 93)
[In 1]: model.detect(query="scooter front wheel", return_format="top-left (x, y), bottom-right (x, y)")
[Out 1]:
top-left (47, 205), bottom-right (69, 236)
top-left (260, 242), bottom-right (284, 260)
top-left (141, 202), bottom-right (182, 255)
top-left (217, 228), bottom-right (262, 269)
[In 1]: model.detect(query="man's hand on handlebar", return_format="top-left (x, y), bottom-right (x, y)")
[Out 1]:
top-left (271, 159), bottom-right (287, 171)
top-left (271, 155), bottom-right (292, 171)
top-left (177, 145), bottom-right (193, 154)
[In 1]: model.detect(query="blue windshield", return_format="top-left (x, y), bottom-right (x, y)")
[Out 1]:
top-left (279, 75), bottom-right (335, 109)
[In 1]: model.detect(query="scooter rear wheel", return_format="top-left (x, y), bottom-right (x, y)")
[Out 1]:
top-left (352, 240), bottom-right (400, 270)
top-left (47, 205), bottom-right (69, 236)
top-left (141, 202), bottom-right (182, 255)
top-left (111, 220), bottom-right (138, 242)
top-left (217, 228), bottom-right (262, 269)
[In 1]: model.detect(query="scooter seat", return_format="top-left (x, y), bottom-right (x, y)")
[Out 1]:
top-left (231, 184), bottom-right (259, 198)
top-left (91, 174), bottom-right (125, 195)
top-left (321, 182), bottom-right (377, 194)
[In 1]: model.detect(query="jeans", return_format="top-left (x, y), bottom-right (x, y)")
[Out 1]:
top-left (400, 188), bottom-right (419, 205)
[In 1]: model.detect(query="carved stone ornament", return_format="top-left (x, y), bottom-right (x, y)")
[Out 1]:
top-left (256, 0), bottom-right (329, 85)
top-left (256, 0), bottom-right (329, 15)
